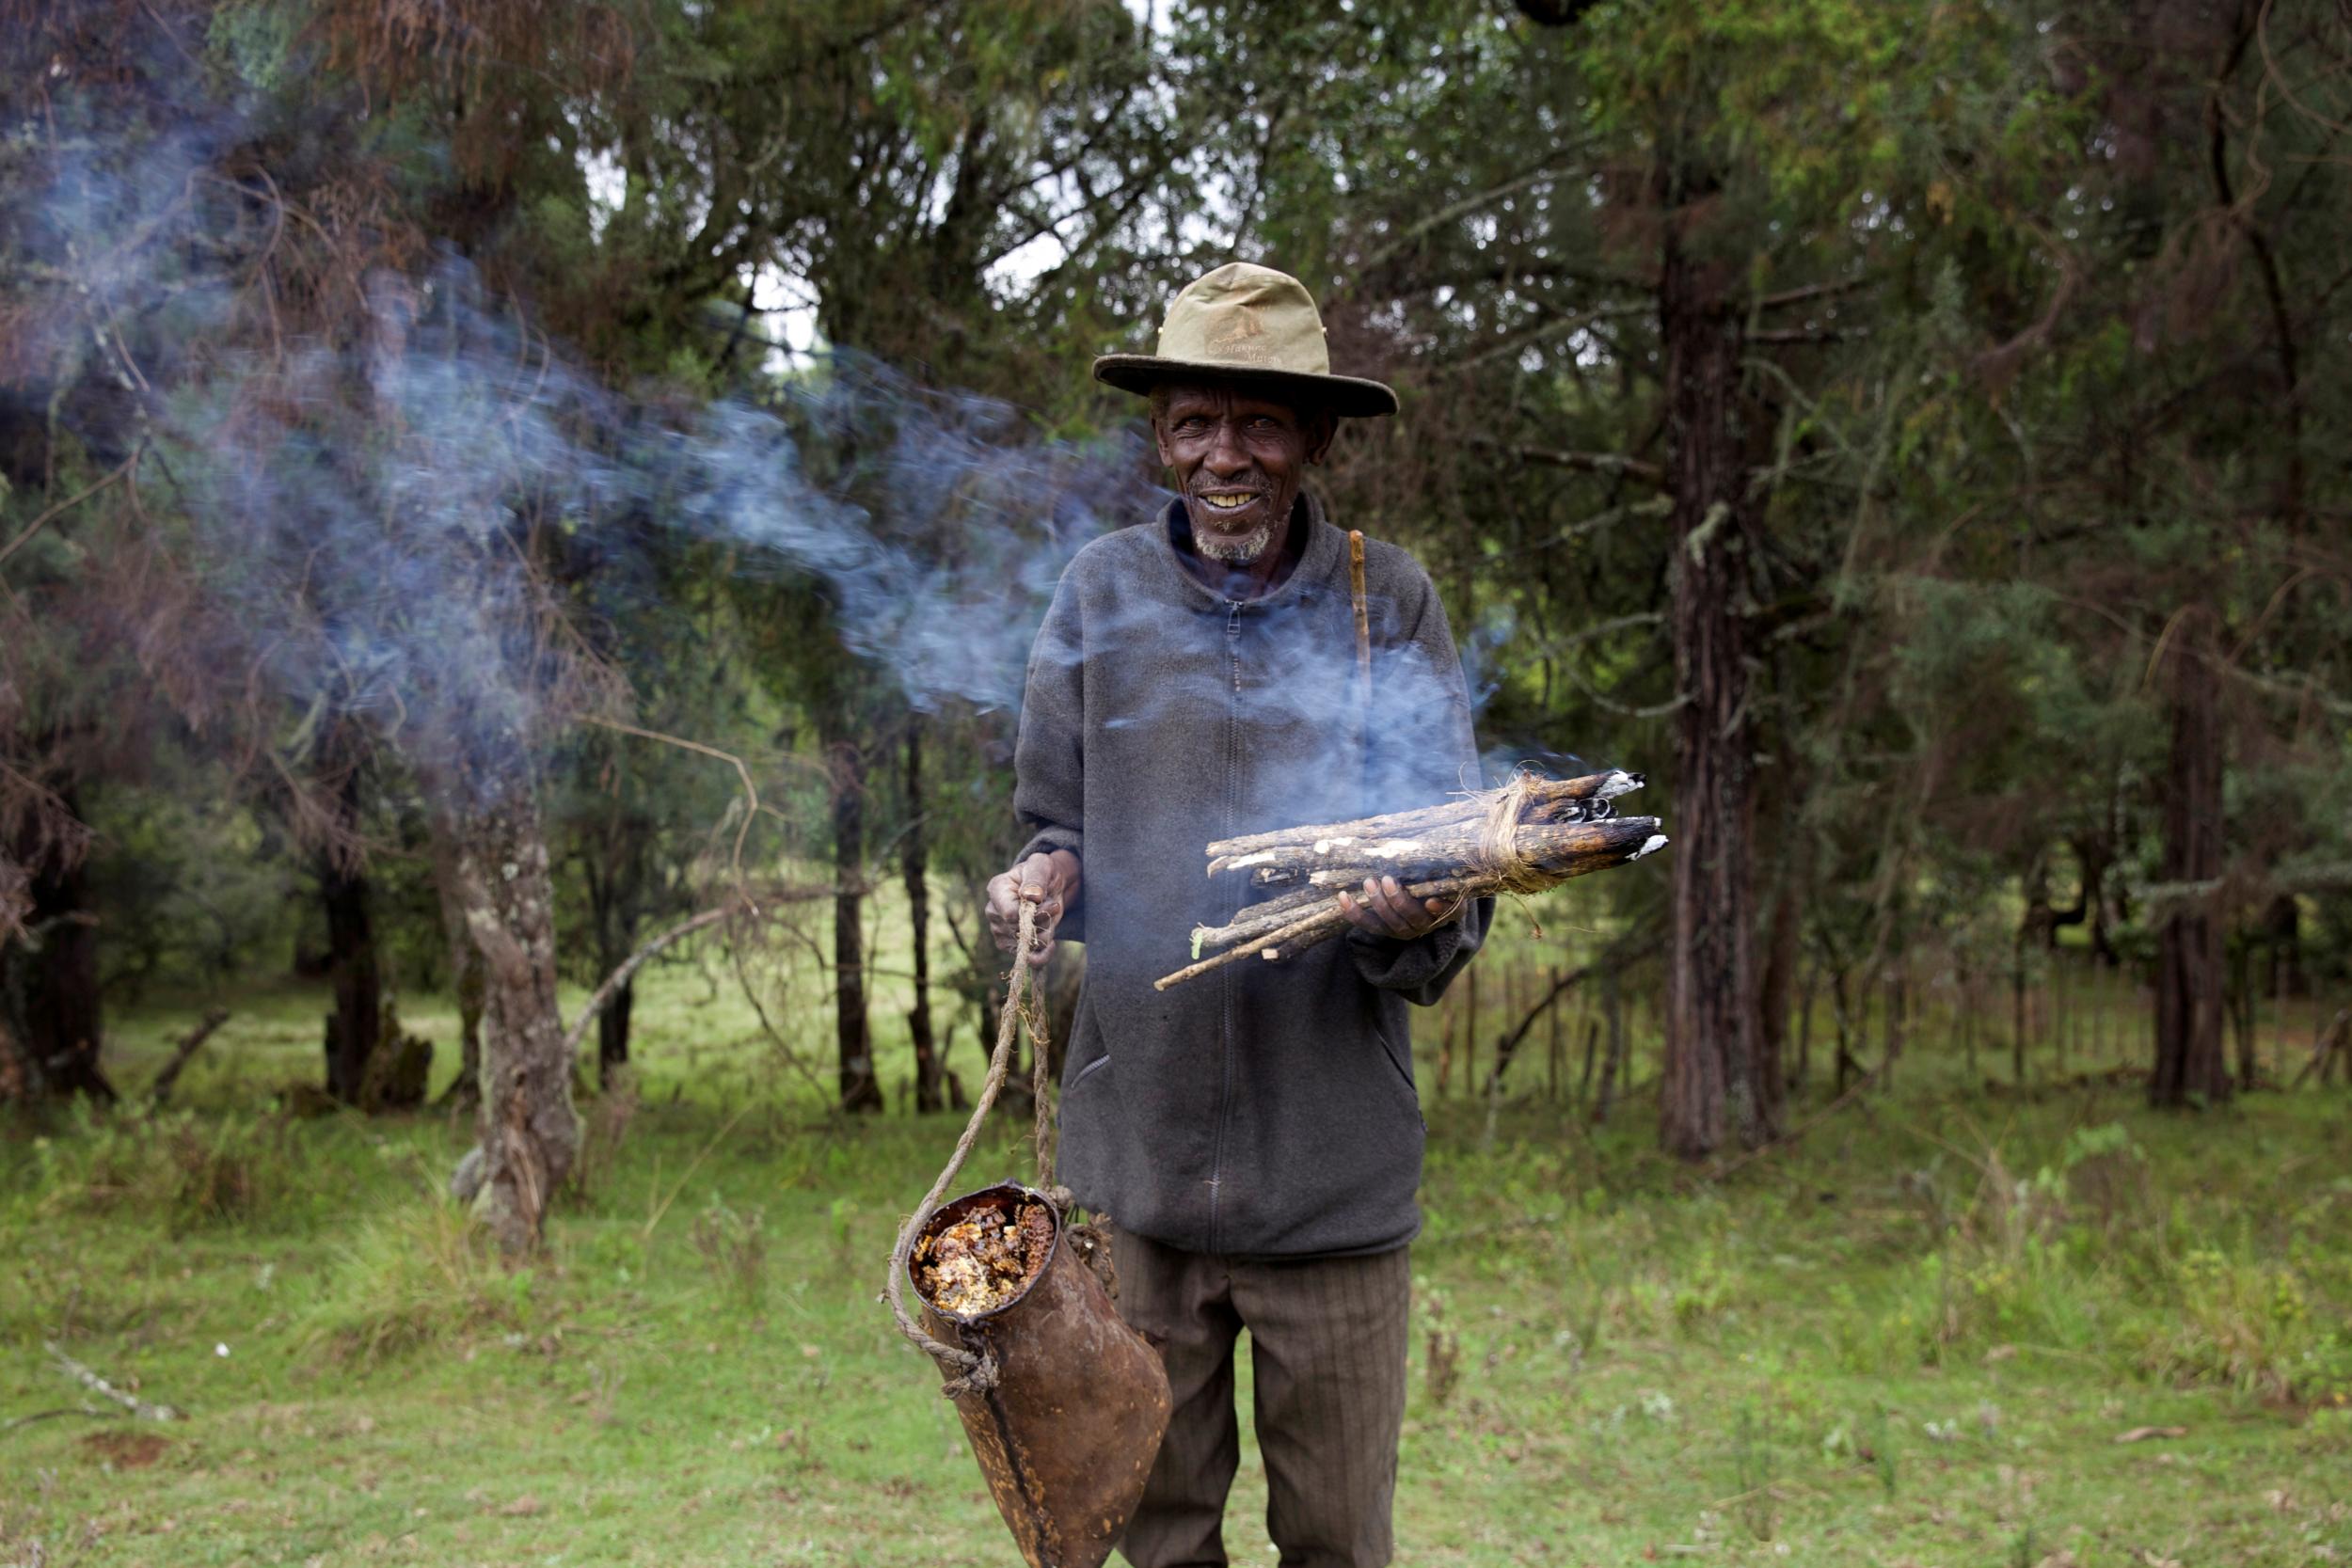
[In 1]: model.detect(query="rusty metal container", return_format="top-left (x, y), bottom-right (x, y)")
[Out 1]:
top-left (914, 1182), bottom-right (1171, 1568)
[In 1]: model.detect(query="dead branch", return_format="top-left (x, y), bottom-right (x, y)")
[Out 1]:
top-left (1483, 962), bottom-right (1594, 1096)
top-left (2292, 1007), bottom-right (2349, 1088)
top-left (44, 1341), bottom-right (181, 1421)
top-left (147, 1007), bottom-right (230, 1107)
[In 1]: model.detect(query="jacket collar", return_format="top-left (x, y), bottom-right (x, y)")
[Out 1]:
top-left (1151, 489), bottom-right (1344, 612)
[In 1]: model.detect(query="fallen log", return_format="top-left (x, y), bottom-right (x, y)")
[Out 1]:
top-left (1159, 772), bottom-right (1666, 991)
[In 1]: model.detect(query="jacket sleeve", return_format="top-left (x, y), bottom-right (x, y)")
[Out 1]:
top-left (1347, 551), bottom-right (1490, 1003)
top-left (1011, 571), bottom-right (1087, 942)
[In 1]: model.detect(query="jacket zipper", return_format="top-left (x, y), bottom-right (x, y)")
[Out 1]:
top-left (1210, 599), bottom-right (1242, 1253)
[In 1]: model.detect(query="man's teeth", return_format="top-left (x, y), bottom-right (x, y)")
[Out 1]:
top-left (1201, 494), bottom-right (1255, 511)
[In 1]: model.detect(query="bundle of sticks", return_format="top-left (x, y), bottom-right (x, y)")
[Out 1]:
top-left (1153, 768), bottom-right (1666, 991)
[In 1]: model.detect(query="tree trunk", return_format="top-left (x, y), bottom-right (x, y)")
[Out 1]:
top-left (830, 736), bottom-right (882, 1113)
top-left (444, 782), bottom-right (577, 1255)
top-left (1462, 963), bottom-right (1480, 1097)
top-left (1594, 968), bottom-right (1625, 1124)
top-left (2072, 837), bottom-right (2119, 966)
top-left (320, 850), bottom-right (381, 1103)
top-left (2259, 893), bottom-right (2302, 999)
top-left (580, 805), bottom-right (652, 1092)
top-left (1756, 854), bottom-right (1799, 1120)
top-left (0, 1008), bottom-right (29, 1104)
top-left (2152, 617), bottom-right (2231, 1108)
top-left (1437, 996), bottom-right (1456, 1096)
top-left (3, 808), bottom-right (110, 1101)
top-left (1547, 971), bottom-right (1565, 1101)
top-left (904, 721), bottom-right (942, 1113)
top-left (2010, 929), bottom-right (2029, 1085)
top-left (598, 983), bottom-right (634, 1085)
top-left (2225, 931), bottom-right (2260, 1090)
top-left (431, 829), bottom-right (485, 1110)
top-left (1793, 961), bottom-right (1816, 1092)
top-left (1829, 963), bottom-right (1857, 1094)
top-left (1658, 207), bottom-right (1772, 1158)
top-left (1882, 964), bottom-right (1907, 1089)
top-left (1960, 968), bottom-right (1977, 1077)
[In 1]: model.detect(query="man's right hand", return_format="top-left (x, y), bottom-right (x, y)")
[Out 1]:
top-left (986, 849), bottom-right (1080, 967)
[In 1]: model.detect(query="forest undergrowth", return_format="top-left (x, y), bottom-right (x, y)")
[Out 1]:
top-left (3, 967), bottom-right (2348, 1568)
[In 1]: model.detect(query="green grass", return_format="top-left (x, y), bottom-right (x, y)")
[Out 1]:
top-left (4, 958), bottom-right (2349, 1567)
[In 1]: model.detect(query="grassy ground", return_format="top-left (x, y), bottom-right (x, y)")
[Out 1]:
top-left (4, 959), bottom-right (2349, 1568)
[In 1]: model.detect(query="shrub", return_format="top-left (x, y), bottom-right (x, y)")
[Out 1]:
top-left (2127, 1245), bottom-right (2344, 1402)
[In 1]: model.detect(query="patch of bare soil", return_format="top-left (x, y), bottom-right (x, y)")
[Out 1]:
top-left (80, 1429), bottom-right (170, 1468)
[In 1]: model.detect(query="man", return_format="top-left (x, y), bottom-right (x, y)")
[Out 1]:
top-left (987, 261), bottom-right (1489, 1568)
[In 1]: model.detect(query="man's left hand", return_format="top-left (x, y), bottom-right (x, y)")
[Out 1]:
top-left (1336, 875), bottom-right (1456, 942)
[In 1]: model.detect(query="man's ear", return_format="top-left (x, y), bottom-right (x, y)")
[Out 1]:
top-left (1152, 414), bottom-right (1174, 469)
top-left (1304, 410), bottom-right (1338, 466)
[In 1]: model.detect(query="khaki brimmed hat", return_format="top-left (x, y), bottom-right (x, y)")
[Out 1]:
top-left (1093, 261), bottom-right (1398, 419)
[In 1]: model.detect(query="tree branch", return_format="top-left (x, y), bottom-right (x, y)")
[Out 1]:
top-left (560, 886), bottom-right (823, 1058)
top-left (1470, 436), bottom-right (1668, 490)
top-left (0, 458), bottom-right (135, 573)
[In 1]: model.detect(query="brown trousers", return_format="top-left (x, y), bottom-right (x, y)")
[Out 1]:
top-left (1109, 1228), bottom-right (1412, 1568)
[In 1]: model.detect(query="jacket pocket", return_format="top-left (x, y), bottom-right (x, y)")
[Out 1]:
top-left (1371, 1023), bottom-right (1423, 1128)
top-left (1068, 1053), bottom-right (1112, 1092)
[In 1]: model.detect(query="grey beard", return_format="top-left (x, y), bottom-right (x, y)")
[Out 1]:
top-left (1193, 520), bottom-right (1275, 563)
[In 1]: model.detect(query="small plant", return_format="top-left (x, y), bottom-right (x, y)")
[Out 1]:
top-left (567, 1070), bottom-right (641, 1208)
top-left (1671, 1251), bottom-right (1736, 1329)
top-left (1417, 1275), bottom-right (1461, 1410)
top-left (690, 1194), bottom-right (769, 1309)
top-left (1866, 1403), bottom-right (1899, 1497)
top-left (305, 1200), bottom-right (536, 1367)
top-left (827, 1193), bottom-right (856, 1257)
top-left (31, 1106), bottom-right (293, 1232)
top-left (1730, 1403), bottom-right (1776, 1541)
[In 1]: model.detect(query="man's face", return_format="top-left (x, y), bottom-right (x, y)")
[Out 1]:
top-left (1152, 383), bottom-right (1335, 564)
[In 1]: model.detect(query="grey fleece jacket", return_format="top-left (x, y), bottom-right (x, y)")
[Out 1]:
top-left (1013, 492), bottom-right (1490, 1259)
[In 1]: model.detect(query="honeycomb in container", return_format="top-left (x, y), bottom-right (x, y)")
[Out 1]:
top-left (914, 1199), bottom-right (1057, 1317)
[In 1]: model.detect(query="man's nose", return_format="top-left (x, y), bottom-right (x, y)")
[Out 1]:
top-left (1203, 419), bottom-right (1250, 477)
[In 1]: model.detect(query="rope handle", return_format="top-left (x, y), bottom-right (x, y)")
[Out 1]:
top-left (882, 895), bottom-right (1062, 1399)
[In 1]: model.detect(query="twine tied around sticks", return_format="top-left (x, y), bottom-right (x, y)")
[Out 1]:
top-left (1465, 771), bottom-right (1552, 933)
top-left (1468, 772), bottom-right (1553, 894)
top-left (882, 895), bottom-right (1066, 1400)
